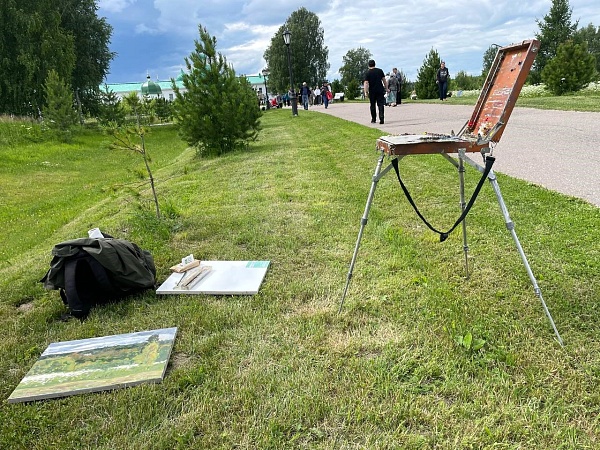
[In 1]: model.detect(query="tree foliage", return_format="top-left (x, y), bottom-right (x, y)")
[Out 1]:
top-left (97, 85), bottom-right (125, 126)
top-left (531, 0), bottom-right (578, 84)
top-left (107, 105), bottom-right (161, 219)
top-left (453, 70), bottom-right (481, 91)
top-left (42, 69), bottom-right (78, 141)
top-left (172, 25), bottom-right (261, 157)
top-left (339, 47), bottom-right (372, 87)
top-left (330, 80), bottom-right (343, 96)
top-left (415, 48), bottom-right (442, 100)
top-left (481, 45), bottom-right (498, 79)
top-left (59, 0), bottom-right (114, 114)
top-left (345, 79), bottom-right (360, 100)
top-left (542, 40), bottom-right (596, 95)
top-left (575, 23), bottom-right (600, 75)
top-left (396, 71), bottom-right (412, 100)
top-left (263, 8), bottom-right (329, 94)
top-left (0, 0), bottom-right (113, 116)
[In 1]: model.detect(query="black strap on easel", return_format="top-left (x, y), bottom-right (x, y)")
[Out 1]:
top-left (391, 155), bottom-right (495, 242)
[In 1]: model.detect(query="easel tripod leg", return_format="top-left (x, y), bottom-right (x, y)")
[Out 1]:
top-left (339, 152), bottom-right (392, 313)
top-left (458, 156), bottom-right (470, 279)
top-left (487, 171), bottom-right (564, 346)
top-left (442, 152), bottom-right (470, 278)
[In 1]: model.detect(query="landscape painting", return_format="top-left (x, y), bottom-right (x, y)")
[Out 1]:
top-left (8, 327), bottom-right (177, 403)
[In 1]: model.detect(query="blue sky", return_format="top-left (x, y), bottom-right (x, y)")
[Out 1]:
top-left (98, 0), bottom-right (600, 85)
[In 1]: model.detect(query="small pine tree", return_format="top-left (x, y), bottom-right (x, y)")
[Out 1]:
top-left (542, 40), bottom-right (596, 95)
top-left (415, 49), bottom-right (442, 99)
top-left (345, 79), bottom-right (359, 100)
top-left (97, 84), bottom-right (125, 126)
top-left (43, 69), bottom-right (78, 140)
top-left (172, 25), bottom-right (261, 157)
top-left (396, 70), bottom-right (412, 100)
top-left (154, 98), bottom-right (173, 123)
top-left (108, 93), bottom-right (161, 219)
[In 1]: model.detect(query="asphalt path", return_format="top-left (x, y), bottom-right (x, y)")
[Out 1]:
top-left (313, 102), bottom-right (599, 207)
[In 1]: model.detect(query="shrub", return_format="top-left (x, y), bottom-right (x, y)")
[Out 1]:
top-left (172, 25), bottom-right (261, 157)
top-left (542, 40), bottom-right (596, 95)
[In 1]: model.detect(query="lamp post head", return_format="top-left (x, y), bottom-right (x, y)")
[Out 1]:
top-left (283, 29), bottom-right (291, 46)
top-left (261, 68), bottom-right (269, 77)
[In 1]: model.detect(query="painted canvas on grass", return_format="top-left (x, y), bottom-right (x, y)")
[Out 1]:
top-left (8, 327), bottom-right (177, 403)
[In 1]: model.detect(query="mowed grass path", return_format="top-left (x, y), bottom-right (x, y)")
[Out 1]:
top-left (1, 110), bottom-right (599, 449)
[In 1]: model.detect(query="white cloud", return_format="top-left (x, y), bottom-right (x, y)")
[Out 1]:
top-left (98, 0), bottom-right (137, 14)
top-left (104, 0), bottom-right (600, 84)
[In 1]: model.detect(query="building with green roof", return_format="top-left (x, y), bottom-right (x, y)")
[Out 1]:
top-left (102, 71), bottom-right (270, 102)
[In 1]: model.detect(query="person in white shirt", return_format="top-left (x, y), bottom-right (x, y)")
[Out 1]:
top-left (314, 86), bottom-right (321, 105)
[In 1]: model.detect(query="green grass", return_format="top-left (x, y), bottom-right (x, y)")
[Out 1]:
top-left (1, 111), bottom-right (599, 449)
top-left (404, 90), bottom-right (600, 112)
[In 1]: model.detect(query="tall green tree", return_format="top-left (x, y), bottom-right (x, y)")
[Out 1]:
top-left (575, 23), bottom-right (600, 74)
top-left (58, 0), bottom-right (114, 117)
top-left (0, 0), bottom-right (113, 116)
top-left (415, 48), bottom-right (442, 100)
top-left (339, 47), bottom-right (372, 87)
top-left (172, 25), bottom-right (261, 157)
top-left (531, 0), bottom-right (578, 84)
top-left (263, 8), bottom-right (329, 93)
top-left (542, 40), bottom-right (596, 94)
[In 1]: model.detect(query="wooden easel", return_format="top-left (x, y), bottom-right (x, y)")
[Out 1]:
top-left (338, 40), bottom-right (563, 345)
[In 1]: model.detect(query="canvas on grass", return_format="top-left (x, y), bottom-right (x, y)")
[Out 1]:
top-left (8, 327), bottom-right (177, 403)
top-left (156, 260), bottom-right (270, 295)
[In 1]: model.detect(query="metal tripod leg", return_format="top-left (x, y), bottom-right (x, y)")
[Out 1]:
top-left (442, 152), bottom-right (470, 279)
top-left (458, 156), bottom-right (470, 279)
top-left (486, 170), bottom-right (563, 346)
top-left (339, 151), bottom-right (398, 313)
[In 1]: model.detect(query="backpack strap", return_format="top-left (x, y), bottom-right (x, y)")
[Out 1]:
top-left (62, 251), bottom-right (118, 318)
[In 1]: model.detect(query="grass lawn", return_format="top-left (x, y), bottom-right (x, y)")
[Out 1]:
top-left (1, 110), bottom-right (599, 449)
top-left (403, 91), bottom-right (600, 112)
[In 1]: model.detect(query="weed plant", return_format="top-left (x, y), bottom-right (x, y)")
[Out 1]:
top-left (0, 111), bottom-right (599, 448)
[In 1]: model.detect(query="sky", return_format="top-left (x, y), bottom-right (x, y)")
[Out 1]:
top-left (98, 0), bottom-right (600, 85)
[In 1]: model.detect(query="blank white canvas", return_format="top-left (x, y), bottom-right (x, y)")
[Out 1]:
top-left (156, 261), bottom-right (270, 295)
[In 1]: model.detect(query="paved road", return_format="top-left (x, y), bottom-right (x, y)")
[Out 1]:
top-left (314, 102), bottom-right (599, 207)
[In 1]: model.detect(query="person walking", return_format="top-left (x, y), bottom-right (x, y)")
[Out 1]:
top-left (314, 86), bottom-right (321, 105)
top-left (392, 67), bottom-right (402, 104)
top-left (363, 59), bottom-right (388, 124)
top-left (387, 69), bottom-right (399, 107)
top-left (436, 61), bottom-right (450, 101)
top-left (300, 82), bottom-right (311, 110)
top-left (321, 82), bottom-right (330, 109)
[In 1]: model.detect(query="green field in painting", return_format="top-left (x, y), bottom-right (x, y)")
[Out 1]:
top-left (9, 335), bottom-right (174, 402)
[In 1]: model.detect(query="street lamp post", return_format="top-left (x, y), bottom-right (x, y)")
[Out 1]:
top-left (261, 68), bottom-right (270, 110)
top-left (283, 29), bottom-right (298, 116)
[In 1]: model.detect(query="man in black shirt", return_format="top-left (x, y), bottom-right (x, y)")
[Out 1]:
top-left (363, 59), bottom-right (389, 124)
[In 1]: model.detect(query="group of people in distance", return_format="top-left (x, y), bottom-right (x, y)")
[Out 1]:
top-left (363, 59), bottom-right (450, 125)
top-left (299, 82), bottom-right (332, 110)
top-left (260, 81), bottom-right (332, 110)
